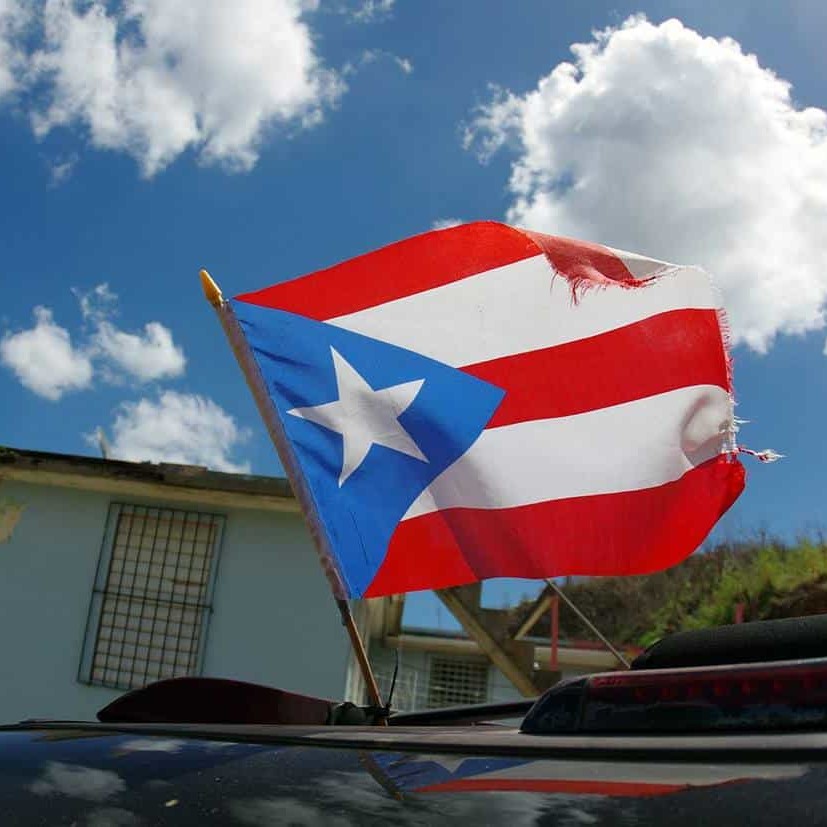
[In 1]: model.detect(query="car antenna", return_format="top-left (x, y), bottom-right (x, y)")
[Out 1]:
top-left (546, 578), bottom-right (631, 669)
top-left (384, 649), bottom-right (400, 716)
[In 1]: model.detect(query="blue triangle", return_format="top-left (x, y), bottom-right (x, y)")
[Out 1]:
top-left (232, 300), bottom-right (504, 597)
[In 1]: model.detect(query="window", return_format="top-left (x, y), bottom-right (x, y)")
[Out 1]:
top-left (427, 656), bottom-right (489, 708)
top-left (80, 503), bottom-right (224, 691)
top-left (375, 664), bottom-right (422, 712)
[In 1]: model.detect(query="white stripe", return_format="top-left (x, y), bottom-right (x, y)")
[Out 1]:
top-left (403, 385), bottom-right (731, 519)
top-left (328, 255), bottom-right (717, 368)
top-left (606, 246), bottom-right (677, 279)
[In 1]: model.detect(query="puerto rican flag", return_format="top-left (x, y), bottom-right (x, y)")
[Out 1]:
top-left (231, 222), bottom-right (744, 599)
top-left (365, 752), bottom-right (804, 798)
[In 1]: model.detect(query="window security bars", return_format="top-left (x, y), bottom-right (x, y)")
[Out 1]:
top-left (80, 504), bottom-right (224, 691)
top-left (427, 656), bottom-right (489, 709)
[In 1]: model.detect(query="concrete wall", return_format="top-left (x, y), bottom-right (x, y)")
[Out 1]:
top-left (0, 479), bottom-right (353, 724)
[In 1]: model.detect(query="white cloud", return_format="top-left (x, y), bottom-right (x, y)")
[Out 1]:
top-left (432, 218), bottom-right (463, 230)
top-left (49, 155), bottom-right (77, 186)
top-left (93, 321), bottom-right (186, 382)
top-left (2, 285), bottom-right (186, 397)
top-left (73, 282), bottom-right (117, 324)
top-left (344, 48), bottom-right (412, 77)
top-left (116, 739), bottom-right (185, 754)
top-left (74, 281), bottom-right (185, 382)
top-left (30, 762), bottom-right (125, 802)
top-left (104, 390), bottom-right (251, 472)
top-left (0, 0), bottom-right (27, 99)
top-left (0, 306), bottom-right (93, 400)
top-left (349, 0), bottom-right (394, 23)
top-left (466, 16), bottom-right (827, 353)
top-left (394, 55), bottom-right (413, 75)
top-left (29, 0), bottom-right (343, 176)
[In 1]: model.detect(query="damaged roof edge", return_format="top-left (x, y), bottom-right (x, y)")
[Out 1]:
top-left (0, 446), bottom-right (297, 511)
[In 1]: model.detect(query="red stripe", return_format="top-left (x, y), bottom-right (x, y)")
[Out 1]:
top-left (235, 222), bottom-right (539, 320)
top-left (416, 778), bottom-right (688, 797)
top-left (234, 222), bottom-right (641, 320)
top-left (466, 309), bottom-right (729, 427)
top-left (523, 229), bottom-right (638, 287)
top-left (363, 456), bottom-right (744, 597)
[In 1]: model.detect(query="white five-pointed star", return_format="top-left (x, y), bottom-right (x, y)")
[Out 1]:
top-left (420, 755), bottom-right (469, 773)
top-left (288, 347), bottom-right (428, 486)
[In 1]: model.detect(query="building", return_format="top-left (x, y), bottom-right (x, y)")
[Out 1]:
top-left (0, 446), bottom-right (364, 724)
top-left (362, 594), bottom-right (626, 712)
top-left (0, 445), bottom-right (626, 724)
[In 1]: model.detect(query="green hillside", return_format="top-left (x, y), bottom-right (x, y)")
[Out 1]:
top-left (516, 536), bottom-right (827, 648)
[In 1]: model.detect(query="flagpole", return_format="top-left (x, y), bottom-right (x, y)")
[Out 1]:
top-left (199, 269), bottom-right (385, 714)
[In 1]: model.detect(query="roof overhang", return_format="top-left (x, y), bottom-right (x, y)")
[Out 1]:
top-left (0, 446), bottom-right (300, 514)
top-left (384, 632), bottom-right (622, 671)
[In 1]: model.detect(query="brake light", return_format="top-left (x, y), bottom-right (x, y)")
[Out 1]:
top-left (520, 658), bottom-right (827, 734)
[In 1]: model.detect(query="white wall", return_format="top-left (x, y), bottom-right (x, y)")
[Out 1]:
top-left (204, 503), bottom-right (352, 696)
top-left (0, 479), bottom-right (353, 724)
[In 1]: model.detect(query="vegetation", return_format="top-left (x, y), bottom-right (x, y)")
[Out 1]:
top-left (515, 535), bottom-right (827, 649)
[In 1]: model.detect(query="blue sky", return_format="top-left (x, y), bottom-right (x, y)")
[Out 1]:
top-left (1, 0), bottom-right (826, 628)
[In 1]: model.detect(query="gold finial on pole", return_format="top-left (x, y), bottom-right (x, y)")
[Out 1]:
top-left (199, 269), bottom-right (224, 308)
